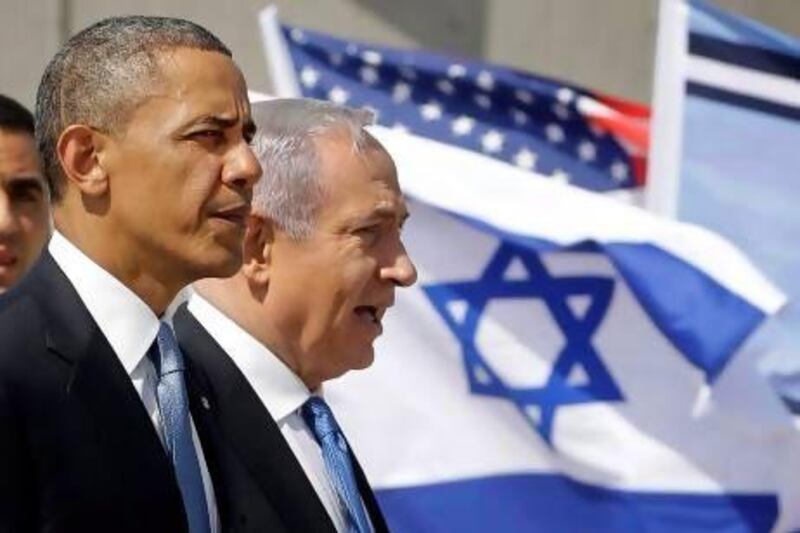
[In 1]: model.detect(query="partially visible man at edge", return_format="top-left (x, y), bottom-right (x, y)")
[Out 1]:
top-left (175, 98), bottom-right (417, 532)
top-left (0, 16), bottom-right (261, 532)
top-left (0, 94), bottom-right (49, 293)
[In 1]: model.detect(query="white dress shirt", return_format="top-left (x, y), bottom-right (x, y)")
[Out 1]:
top-left (188, 293), bottom-right (351, 532)
top-left (49, 231), bottom-right (219, 532)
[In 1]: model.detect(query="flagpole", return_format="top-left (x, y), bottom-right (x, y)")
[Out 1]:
top-left (258, 4), bottom-right (302, 97)
top-left (645, 0), bottom-right (690, 217)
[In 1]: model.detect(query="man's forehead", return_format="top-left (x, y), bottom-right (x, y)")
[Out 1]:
top-left (130, 49), bottom-right (251, 125)
top-left (0, 130), bottom-right (40, 174)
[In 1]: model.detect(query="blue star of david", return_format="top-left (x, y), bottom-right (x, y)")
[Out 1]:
top-left (423, 242), bottom-right (624, 445)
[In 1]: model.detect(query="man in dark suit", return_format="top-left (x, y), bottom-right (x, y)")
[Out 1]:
top-left (0, 16), bottom-right (261, 532)
top-left (176, 98), bottom-right (417, 532)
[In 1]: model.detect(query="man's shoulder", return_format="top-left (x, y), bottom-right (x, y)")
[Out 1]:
top-left (0, 254), bottom-right (72, 378)
top-left (0, 279), bottom-right (47, 348)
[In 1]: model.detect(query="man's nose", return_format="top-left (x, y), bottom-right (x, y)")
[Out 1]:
top-left (0, 191), bottom-right (19, 236)
top-left (222, 141), bottom-right (262, 191)
top-left (381, 240), bottom-right (417, 288)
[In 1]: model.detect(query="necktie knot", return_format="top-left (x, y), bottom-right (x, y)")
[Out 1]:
top-left (302, 396), bottom-right (341, 441)
top-left (154, 321), bottom-right (186, 377)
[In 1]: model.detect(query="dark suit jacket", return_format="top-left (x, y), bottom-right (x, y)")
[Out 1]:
top-left (0, 253), bottom-right (229, 533)
top-left (175, 305), bottom-right (391, 533)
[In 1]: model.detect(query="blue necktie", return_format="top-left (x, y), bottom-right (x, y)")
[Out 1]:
top-left (152, 322), bottom-right (211, 533)
top-left (302, 397), bottom-right (372, 533)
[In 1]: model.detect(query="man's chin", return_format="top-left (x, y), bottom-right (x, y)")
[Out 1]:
top-left (188, 246), bottom-right (243, 281)
top-left (350, 346), bottom-right (376, 371)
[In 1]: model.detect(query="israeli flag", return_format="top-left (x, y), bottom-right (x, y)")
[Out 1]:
top-left (324, 126), bottom-right (799, 532)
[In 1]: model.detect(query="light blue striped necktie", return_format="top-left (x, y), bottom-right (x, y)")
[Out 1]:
top-left (152, 321), bottom-right (211, 533)
top-left (302, 396), bottom-right (372, 533)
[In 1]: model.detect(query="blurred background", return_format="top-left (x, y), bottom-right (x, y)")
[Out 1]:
top-left (3, 0), bottom-right (799, 108)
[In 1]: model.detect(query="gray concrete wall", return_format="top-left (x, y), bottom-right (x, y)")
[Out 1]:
top-left (1, 0), bottom-right (798, 110)
top-left (0, 0), bottom-right (62, 109)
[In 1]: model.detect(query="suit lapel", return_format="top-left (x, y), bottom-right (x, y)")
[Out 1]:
top-left (184, 355), bottom-right (232, 527)
top-left (33, 253), bottom-right (186, 524)
top-left (176, 306), bottom-right (336, 532)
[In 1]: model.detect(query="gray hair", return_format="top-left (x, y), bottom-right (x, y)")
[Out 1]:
top-left (251, 98), bottom-right (379, 239)
top-left (35, 15), bottom-right (232, 203)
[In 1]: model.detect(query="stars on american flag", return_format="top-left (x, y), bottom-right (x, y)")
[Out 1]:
top-left (578, 140), bottom-right (597, 162)
top-left (476, 70), bottom-right (495, 91)
top-left (545, 123), bottom-right (565, 143)
top-left (510, 108), bottom-right (529, 126)
top-left (552, 103), bottom-right (571, 121)
top-left (289, 28), bottom-right (306, 44)
top-left (300, 66), bottom-right (319, 88)
top-left (283, 24), bottom-right (642, 191)
top-left (447, 63), bottom-right (467, 79)
top-left (452, 116), bottom-right (475, 136)
top-left (610, 160), bottom-right (629, 182)
top-left (515, 89), bottom-right (535, 105)
top-left (359, 65), bottom-right (379, 85)
top-left (361, 50), bottom-right (382, 66)
top-left (556, 87), bottom-right (575, 104)
top-left (392, 82), bottom-right (412, 103)
top-left (436, 79), bottom-right (456, 95)
top-left (513, 148), bottom-right (537, 170)
top-left (481, 130), bottom-right (504, 153)
top-left (328, 86), bottom-right (349, 105)
top-left (420, 100), bottom-right (443, 122)
top-left (474, 93), bottom-right (492, 110)
top-left (551, 169), bottom-right (571, 184)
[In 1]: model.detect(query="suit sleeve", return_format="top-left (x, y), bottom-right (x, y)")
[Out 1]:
top-left (0, 380), bottom-right (35, 532)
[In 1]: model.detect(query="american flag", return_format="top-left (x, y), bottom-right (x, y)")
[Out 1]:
top-left (279, 24), bottom-right (650, 193)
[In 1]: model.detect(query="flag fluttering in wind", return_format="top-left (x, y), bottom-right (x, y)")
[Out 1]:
top-left (259, 6), bottom-right (649, 196)
top-left (257, 6), bottom-right (800, 531)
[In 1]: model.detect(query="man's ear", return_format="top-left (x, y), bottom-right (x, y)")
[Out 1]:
top-left (242, 214), bottom-right (274, 287)
top-left (56, 124), bottom-right (109, 197)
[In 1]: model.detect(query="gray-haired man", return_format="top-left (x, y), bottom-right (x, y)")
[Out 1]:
top-left (0, 16), bottom-right (261, 532)
top-left (176, 98), bottom-right (417, 532)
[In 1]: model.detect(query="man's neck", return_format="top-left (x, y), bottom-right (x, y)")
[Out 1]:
top-left (54, 213), bottom-right (180, 315)
top-left (194, 277), bottom-right (321, 390)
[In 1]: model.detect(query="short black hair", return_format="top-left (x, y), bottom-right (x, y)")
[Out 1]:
top-left (0, 94), bottom-right (35, 136)
top-left (35, 15), bottom-right (232, 202)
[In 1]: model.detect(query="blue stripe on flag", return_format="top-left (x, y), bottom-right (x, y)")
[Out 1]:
top-left (688, 33), bottom-right (800, 78)
top-left (376, 474), bottom-right (778, 533)
top-left (605, 243), bottom-right (765, 382)
top-left (686, 82), bottom-right (800, 122)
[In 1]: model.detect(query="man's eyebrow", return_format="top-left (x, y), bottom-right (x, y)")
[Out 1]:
top-left (6, 175), bottom-right (46, 191)
top-left (2, 174), bottom-right (48, 195)
top-left (370, 203), bottom-right (410, 222)
top-left (192, 115), bottom-right (257, 137)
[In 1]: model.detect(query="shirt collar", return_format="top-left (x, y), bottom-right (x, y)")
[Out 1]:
top-left (49, 231), bottom-right (176, 375)
top-left (187, 292), bottom-right (313, 421)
